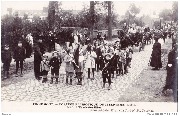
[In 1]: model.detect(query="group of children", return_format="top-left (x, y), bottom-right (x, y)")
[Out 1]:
top-left (37, 40), bottom-right (133, 91)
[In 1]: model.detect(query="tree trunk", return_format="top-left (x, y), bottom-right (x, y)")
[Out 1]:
top-left (48, 1), bottom-right (56, 31)
top-left (108, 1), bottom-right (112, 40)
top-left (90, 1), bottom-right (95, 44)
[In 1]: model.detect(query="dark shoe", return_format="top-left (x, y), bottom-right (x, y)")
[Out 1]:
top-left (108, 87), bottom-right (110, 90)
top-left (15, 74), bottom-right (18, 77)
top-left (152, 68), bottom-right (158, 70)
top-left (42, 78), bottom-right (46, 83)
top-left (44, 78), bottom-right (48, 83)
top-left (66, 78), bottom-right (68, 84)
top-left (70, 79), bottom-right (72, 85)
top-left (20, 74), bottom-right (23, 77)
top-left (39, 76), bottom-right (42, 80)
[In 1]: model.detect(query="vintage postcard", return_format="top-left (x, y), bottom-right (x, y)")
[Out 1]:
top-left (1, 0), bottom-right (178, 114)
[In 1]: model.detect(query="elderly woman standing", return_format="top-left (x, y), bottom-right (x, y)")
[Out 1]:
top-left (85, 46), bottom-right (97, 80)
top-left (150, 33), bottom-right (162, 70)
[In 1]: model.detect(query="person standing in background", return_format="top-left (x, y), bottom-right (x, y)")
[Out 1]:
top-left (150, 34), bottom-right (162, 70)
top-left (33, 37), bottom-right (45, 80)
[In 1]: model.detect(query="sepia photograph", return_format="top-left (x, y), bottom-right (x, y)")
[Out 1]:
top-left (1, 0), bottom-right (178, 113)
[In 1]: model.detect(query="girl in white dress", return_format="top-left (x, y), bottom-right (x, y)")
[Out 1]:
top-left (85, 46), bottom-right (97, 80)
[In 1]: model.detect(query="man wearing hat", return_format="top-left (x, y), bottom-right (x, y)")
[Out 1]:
top-left (1, 44), bottom-right (12, 79)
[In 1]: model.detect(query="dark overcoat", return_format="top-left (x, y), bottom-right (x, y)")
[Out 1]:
top-left (150, 42), bottom-right (162, 68)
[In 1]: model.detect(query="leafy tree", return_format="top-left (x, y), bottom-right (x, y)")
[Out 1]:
top-left (129, 3), bottom-right (140, 17)
top-left (159, 9), bottom-right (172, 21)
top-left (48, 1), bottom-right (58, 30)
top-left (172, 1), bottom-right (178, 22)
top-left (23, 14), bottom-right (28, 20)
top-left (124, 3), bottom-right (140, 26)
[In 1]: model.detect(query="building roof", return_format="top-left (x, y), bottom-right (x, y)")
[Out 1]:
top-left (14, 9), bottom-right (48, 17)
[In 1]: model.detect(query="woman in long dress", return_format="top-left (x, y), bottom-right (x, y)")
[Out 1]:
top-left (150, 37), bottom-right (162, 70)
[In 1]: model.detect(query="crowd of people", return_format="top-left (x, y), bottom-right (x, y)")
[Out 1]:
top-left (1, 24), bottom-right (178, 93)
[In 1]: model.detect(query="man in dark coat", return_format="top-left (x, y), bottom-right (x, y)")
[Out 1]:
top-left (120, 36), bottom-right (129, 50)
top-left (162, 44), bottom-right (178, 102)
top-left (14, 41), bottom-right (26, 77)
top-left (33, 37), bottom-right (45, 80)
top-left (150, 35), bottom-right (162, 70)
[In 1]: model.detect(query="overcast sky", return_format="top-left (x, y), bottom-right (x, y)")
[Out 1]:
top-left (1, 1), bottom-right (173, 18)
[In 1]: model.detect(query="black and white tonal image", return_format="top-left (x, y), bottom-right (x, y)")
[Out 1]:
top-left (1, 1), bottom-right (178, 104)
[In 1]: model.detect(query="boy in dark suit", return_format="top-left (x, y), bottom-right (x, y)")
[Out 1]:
top-left (1, 45), bottom-right (12, 79)
top-left (14, 41), bottom-right (26, 77)
top-left (49, 51), bottom-right (62, 84)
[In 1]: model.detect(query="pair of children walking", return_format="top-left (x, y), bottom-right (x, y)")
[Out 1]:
top-left (63, 45), bottom-right (85, 85)
top-left (40, 51), bottom-right (62, 83)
